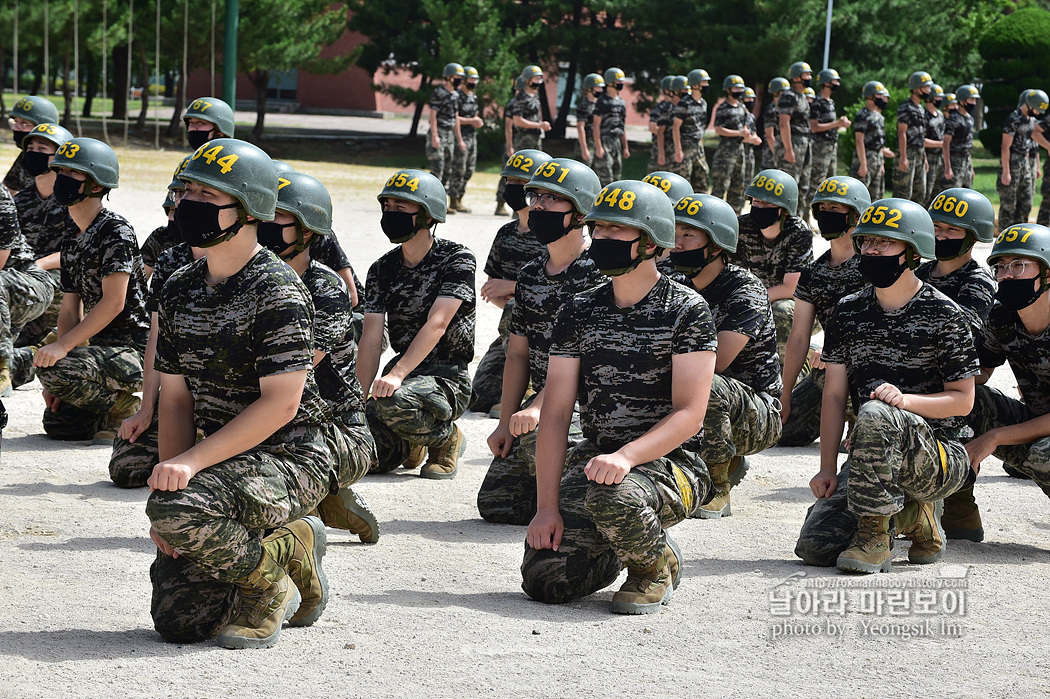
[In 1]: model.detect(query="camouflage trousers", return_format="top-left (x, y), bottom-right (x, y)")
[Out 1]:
top-left (775, 133), bottom-right (813, 214)
top-left (671, 138), bottom-right (709, 193)
top-left (448, 133), bottom-right (477, 200)
top-left (698, 374), bottom-right (782, 466)
top-left (37, 345), bottom-right (144, 441)
top-left (771, 298), bottom-right (795, 369)
top-left (146, 426), bottom-right (332, 643)
top-left (476, 394), bottom-right (584, 525)
top-left (924, 149), bottom-right (946, 208)
top-left (469, 299), bottom-right (514, 413)
top-left (646, 136), bottom-right (673, 174)
top-left (846, 400), bottom-right (970, 517)
top-left (15, 268), bottom-right (62, 349)
top-left (1038, 151), bottom-right (1050, 226)
top-left (426, 127), bottom-right (458, 191)
top-left (575, 132), bottom-right (597, 171)
top-left (779, 368), bottom-right (857, 448)
top-left (945, 150), bottom-right (973, 189)
top-left (520, 440), bottom-right (711, 604)
top-left (967, 385), bottom-right (1050, 498)
top-left (366, 365), bottom-right (472, 472)
top-left (593, 134), bottom-right (624, 187)
top-left (761, 144), bottom-right (775, 171)
top-left (850, 148), bottom-right (885, 200)
top-left (710, 141), bottom-right (747, 214)
top-left (109, 409), bottom-right (160, 488)
top-left (744, 146), bottom-right (757, 195)
top-left (0, 265), bottom-right (54, 367)
top-left (997, 152), bottom-right (1034, 229)
top-left (892, 145), bottom-right (927, 205)
top-left (497, 131), bottom-right (544, 203)
top-left (809, 140), bottom-right (838, 192)
top-left (795, 458), bottom-right (858, 566)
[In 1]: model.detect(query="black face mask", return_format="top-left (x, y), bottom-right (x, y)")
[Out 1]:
top-left (960, 102), bottom-right (974, 114)
top-left (830, 84), bottom-right (840, 92)
top-left (530, 80), bottom-right (543, 89)
top-left (730, 91), bottom-right (745, 100)
top-left (257, 221), bottom-right (299, 258)
top-left (801, 78), bottom-right (812, 88)
top-left (380, 210), bottom-right (419, 244)
top-left (699, 85), bottom-right (709, 96)
top-left (669, 245), bottom-right (710, 278)
top-left (593, 89), bottom-right (604, 98)
top-left (859, 253), bottom-right (908, 288)
top-left (615, 82), bottom-right (625, 91)
top-left (743, 100), bottom-right (755, 110)
top-left (750, 205), bottom-right (781, 229)
top-left (22, 150), bottom-right (53, 177)
top-left (589, 237), bottom-right (641, 276)
top-left (187, 129), bottom-right (214, 150)
top-left (53, 173), bottom-right (89, 206)
top-left (995, 277), bottom-right (1044, 311)
top-left (816, 210), bottom-right (851, 239)
top-left (451, 78), bottom-right (463, 89)
top-left (935, 238), bottom-right (969, 261)
top-left (165, 217), bottom-right (183, 245)
top-left (933, 98), bottom-right (944, 108)
top-left (466, 82), bottom-right (477, 91)
top-left (874, 98), bottom-right (888, 110)
top-left (12, 130), bottom-right (27, 146)
top-left (175, 199), bottom-right (243, 248)
top-left (504, 183), bottom-right (528, 211)
top-left (528, 210), bottom-right (573, 245)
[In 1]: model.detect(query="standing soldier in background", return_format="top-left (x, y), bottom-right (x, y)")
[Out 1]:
top-left (449, 66), bottom-right (484, 214)
top-left (1037, 109), bottom-right (1050, 226)
top-left (182, 96), bottom-right (235, 150)
top-left (851, 81), bottom-right (892, 200)
top-left (998, 89), bottom-right (1050, 229)
top-left (809, 69), bottom-right (850, 191)
top-left (513, 66), bottom-right (551, 153)
top-left (742, 87), bottom-right (762, 191)
top-left (923, 85), bottom-right (947, 207)
top-left (648, 76), bottom-right (677, 174)
top-left (894, 71), bottom-right (934, 205)
top-left (575, 73), bottom-right (605, 169)
top-left (5, 95), bottom-right (60, 195)
top-left (672, 69), bottom-right (711, 192)
top-left (710, 75), bottom-right (751, 214)
top-left (593, 67), bottom-right (630, 186)
top-left (943, 84), bottom-right (980, 189)
top-left (777, 62), bottom-right (814, 217)
top-left (763, 78), bottom-right (790, 170)
top-left (426, 63), bottom-right (465, 199)
top-left (496, 76), bottom-right (527, 217)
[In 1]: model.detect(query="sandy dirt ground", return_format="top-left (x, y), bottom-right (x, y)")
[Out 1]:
top-left (2, 140), bottom-right (1049, 698)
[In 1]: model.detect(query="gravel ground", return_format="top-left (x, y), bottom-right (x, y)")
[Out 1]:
top-left (2, 141), bottom-right (1049, 698)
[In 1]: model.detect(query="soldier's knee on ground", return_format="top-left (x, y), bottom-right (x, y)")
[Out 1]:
top-left (42, 403), bottom-right (104, 441)
top-left (150, 552), bottom-right (236, 644)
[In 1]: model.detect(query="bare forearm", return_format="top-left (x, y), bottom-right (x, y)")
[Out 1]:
top-left (59, 296), bottom-right (123, 350)
top-left (388, 320), bottom-right (446, 380)
top-left (176, 390), bottom-right (303, 469)
top-left (901, 390), bottom-right (973, 420)
top-left (499, 346), bottom-right (531, 426)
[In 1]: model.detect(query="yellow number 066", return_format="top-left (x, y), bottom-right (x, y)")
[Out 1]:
top-left (751, 174), bottom-right (784, 197)
top-left (859, 204), bottom-right (902, 228)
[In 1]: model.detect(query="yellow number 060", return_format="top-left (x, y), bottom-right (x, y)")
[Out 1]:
top-left (859, 204), bottom-right (902, 228)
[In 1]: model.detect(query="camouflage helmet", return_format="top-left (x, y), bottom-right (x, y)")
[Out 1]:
top-left (908, 70), bottom-right (934, 91)
top-left (444, 63), bottom-right (466, 79)
top-left (946, 92), bottom-right (957, 106)
top-left (604, 67), bottom-right (626, 84)
top-left (51, 137), bottom-right (119, 189)
top-left (687, 69), bottom-right (711, 87)
top-left (816, 68), bottom-right (840, 86)
top-left (1018, 89), bottom-right (1034, 109)
top-left (852, 198), bottom-right (936, 263)
top-left (722, 74), bottom-right (746, 92)
top-left (788, 61), bottom-right (812, 79)
top-left (745, 169), bottom-right (798, 215)
top-left (501, 148), bottom-right (552, 179)
top-left (168, 154), bottom-right (192, 190)
top-left (811, 175), bottom-right (872, 219)
top-left (956, 84), bottom-right (980, 102)
top-left (660, 75), bottom-right (675, 92)
top-left (464, 66), bottom-right (480, 80)
top-left (988, 223), bottom-right (1050, 270)
top-left (525, 158), bottom-right (601, 216)
top-left (768, 77), bottom-right (790, 94)
top-left (179, 138), bottom-right (278, 221)
top-left (927, 84), bottom-right (944, 103)
top-left (20, 122), bottom-right (74, 151)
top-left (928, 188), bottom-right (995, 243)
top-left (803, 87), bottom-right (816, 99)
top-left (862, 81), bottom-right (889, 99)
top-left (377, 168), bottom-right (447, 223)
top-left (642, 171), bottom-right (693, 205)
top-left (163, 189), bottom-right (179, 210)
top-left (521, 65), bottom-right (543, 81)
top-left (585, 180), bottom-right (676, 248)
top-left (183, 96), bottom-right (235, 137)
top-left (514, 75), bottom-right (526, 91)
top-left (276, 170), bottom-right (334, 237)
top-left (671, 75), bottom-right (689, 93)
top-left (270, 159), bottom-right (294, 176)
top-left (10, 95), bottom-right (59, 126)
top-left (583, 73), bottom-right (606, 91)
top-left (743, 87), bottom-right (756, 100)
top-left (674, 193), bottom-right (739, 253)
top-left (1024, 89), bottom-right (1050, 115)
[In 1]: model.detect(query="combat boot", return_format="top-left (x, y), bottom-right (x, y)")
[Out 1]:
top-left (260, 516), bottom-right (329, 627)
top-left (494, 202), bottom-right (509, 216)
top-left (420, 424), bottom-right (465, 480)
top-left (896, 500), bottom-right (945, 564)
top-left (836, 515), bottom-right (892, 574)
top-left (941, 484), bottom-right (984, 542)
top-left (610, 548), bottom-right (674, 615)
top-left (696, 457), bottom-right (734, 519)
top-left (456, 198), bottom-right (472, 213)
top-left (0, 359), bottom-right (11, 398)
top-left (402, 443), bottom-right (426, 469)
top-left (216, 546), bottom-right (303, 649)
top-left (92, 391), bottom-right (142, 445)
top-left (316, 487), bottom-right (381, 543)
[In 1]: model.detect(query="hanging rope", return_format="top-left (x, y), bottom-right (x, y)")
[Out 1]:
top-left (210, 0), bottom-right (216, 97)
top-left (102, 0), bottom-right (109, 142)
top-left (12, 0), bottom-right (18, 97)
top-left (124, 0), bottom-right (132, 145)
top-left (73, 0), bottom-right (82, 136)
top-left (44, 0), bottom-right (49, 97)
top-left (183, 0), bottom-right (189, 146)
top-left (154, 0), bottom-right (160, 148)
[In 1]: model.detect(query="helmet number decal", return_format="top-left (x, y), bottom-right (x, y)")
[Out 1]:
top-left (34, 124), bottom-right (58, 135)
top-left (190, 99), bottom-right (213, 112)
top-left (193, 144), bottom-right (239, 174)
top-left (860, 205), bottom-right (902, 228)
top-left (56, 142), bottom-right (80, 158)
top-left (996, 226), bottom-right (1035, 244)
top-left (508, 154), bottom-right (534, 172)
top-left (385, 173), bottom-right (420, 191)
top-left (676, 196), bottom-right (703, 216)
top-left (594, 187), bottom-right (636, 211)
top-left (931, 194), bottom-right (969, 218)
top-left (539, 161), bottom-right (570, 183)
top-left (278, 177), bottom-right (291, 190)
top-left (817, 179), bottom-right (849, 196)
top-left (15, 97), bottom-right (34, 112)
top-left (752, 174), bottom-right (784, 197)
top-left (643, 174), bottom-right (672, 192)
